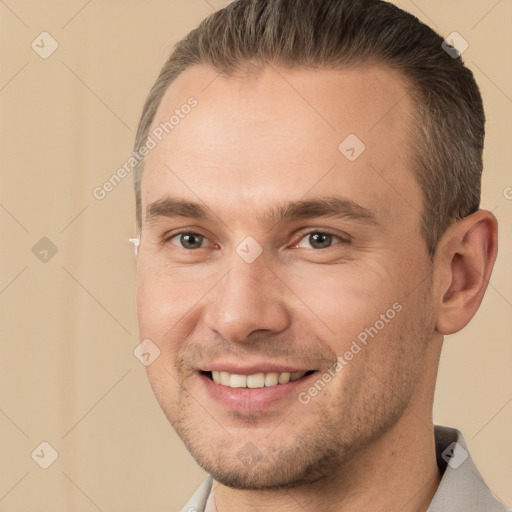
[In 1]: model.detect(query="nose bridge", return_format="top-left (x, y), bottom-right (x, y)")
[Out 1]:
top-left (204, 246), bottom-right (289, 342)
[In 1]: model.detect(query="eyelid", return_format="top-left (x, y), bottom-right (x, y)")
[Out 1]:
top-left (293, 227), bottom-right (352, 244)
top-left (164, 230), bottom-right (214, 249)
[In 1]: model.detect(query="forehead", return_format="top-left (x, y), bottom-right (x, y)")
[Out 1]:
top-left (141, 63), bottom-right (421, 231)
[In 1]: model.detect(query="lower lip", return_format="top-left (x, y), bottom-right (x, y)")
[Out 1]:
top-left (199, 371), bottom-right (318, 412)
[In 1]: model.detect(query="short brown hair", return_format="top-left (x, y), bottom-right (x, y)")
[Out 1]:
top-left (133, 0), bottom-right (484, 258)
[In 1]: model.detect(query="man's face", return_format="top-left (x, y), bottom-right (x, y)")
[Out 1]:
top-left (136, 64), bottom-right (438, 489)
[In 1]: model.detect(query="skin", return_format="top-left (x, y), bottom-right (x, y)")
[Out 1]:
top-left (135, 64), bottom-right (498, 512)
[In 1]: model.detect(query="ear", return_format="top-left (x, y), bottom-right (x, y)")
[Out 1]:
top-left (435, 210), bottom-right (498, 335)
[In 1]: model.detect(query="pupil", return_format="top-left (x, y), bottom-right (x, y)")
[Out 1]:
top-left (311, 233), bottom-right (331, 249)
top-left (182, 234), bottom-right (202, 249)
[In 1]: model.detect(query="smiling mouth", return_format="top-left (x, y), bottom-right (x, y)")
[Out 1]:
top-left (200, 370), bottom-right (317, 389)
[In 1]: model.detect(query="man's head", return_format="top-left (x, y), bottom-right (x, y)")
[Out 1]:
top-left (133, 0), bottom-right (497, 494)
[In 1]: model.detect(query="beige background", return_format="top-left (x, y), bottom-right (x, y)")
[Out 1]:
top-left (0, 0), bottom-right (511, 510)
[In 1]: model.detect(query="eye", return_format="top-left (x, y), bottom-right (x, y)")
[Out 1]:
top-left (166, 231), bottom-right (210, 249)
top-left (295, 230), bottom-right (347, 250)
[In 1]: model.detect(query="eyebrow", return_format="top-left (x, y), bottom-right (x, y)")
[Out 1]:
top-left (145, 195), bottom-right (379, 229)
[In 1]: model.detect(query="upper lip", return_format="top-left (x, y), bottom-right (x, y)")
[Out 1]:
top-left (200, 363), bottom-right (316, 375)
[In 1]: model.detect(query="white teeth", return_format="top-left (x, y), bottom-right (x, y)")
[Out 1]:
top-left (229, 374), bottom-right (247, 388)
top-left (264, 372), bottom-right (279, 387)
top-left (219, 371), bottom-right (231, 386)
top-left (278, 372), bottom-right (291, 384)
top-left (247, 373), bottom-right (265, 388)
top-left (208, 370), bottom-right (310, 388)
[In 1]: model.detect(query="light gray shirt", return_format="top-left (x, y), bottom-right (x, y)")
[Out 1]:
top-left (179, 425), bottom-right (510, 511)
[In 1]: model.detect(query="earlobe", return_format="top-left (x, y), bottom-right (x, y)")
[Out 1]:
top-left (435, 210), bottom-right (498, 335)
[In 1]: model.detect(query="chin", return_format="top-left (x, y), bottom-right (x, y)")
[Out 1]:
top-left (183, 430), bottom-right (342, 491)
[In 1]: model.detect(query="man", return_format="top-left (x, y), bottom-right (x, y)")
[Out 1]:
top-left (131, 0), bottom-right (510, 510)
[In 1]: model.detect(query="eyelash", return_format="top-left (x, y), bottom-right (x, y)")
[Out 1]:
top-left (163, 229), bottom-right (350, 250)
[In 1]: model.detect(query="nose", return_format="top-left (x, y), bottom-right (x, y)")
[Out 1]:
top-left (203, 250), bottom-right (290, 343)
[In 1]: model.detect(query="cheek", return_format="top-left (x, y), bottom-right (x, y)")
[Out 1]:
top-left (136, 261), bottom-right (197, 334)
top-left (285, 261), bottom-right (397, 348)
top-left (136, 274), bottom-right (168, 338)
top-left (136, 262), bottom-right (214, 377)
